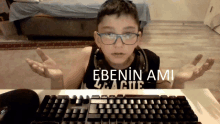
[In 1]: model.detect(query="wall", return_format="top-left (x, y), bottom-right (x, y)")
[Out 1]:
top-left (0, 0), bottom-right (9, 13)
top-left (146, 0), bottom-right (211, 22)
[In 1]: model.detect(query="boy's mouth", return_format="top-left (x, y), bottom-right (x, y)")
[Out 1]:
top-left (112, 53), bottom-right (125, 55)
top-left (112, 53), bottom-right (125, 57)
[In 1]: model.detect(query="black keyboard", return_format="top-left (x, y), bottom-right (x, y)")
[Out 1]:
top-left (31, 94), bottom-right (202, 124)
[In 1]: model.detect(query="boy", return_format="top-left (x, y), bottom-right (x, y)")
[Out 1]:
top-left (26, 0), bottom-right (214, 89)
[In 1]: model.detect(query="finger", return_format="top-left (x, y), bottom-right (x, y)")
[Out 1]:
top-left (206, 58), bottom-right (215, 70)
top-left (26, 58), bottom-right (44, 67)
top-left (191, 54), bottom-right (203, 66)
top-left (36, 48), bottom-right (50, 62)
top-left (32, 64), bottom-right (46, 77)
top-left (195, 63), bottom-right (209, 77)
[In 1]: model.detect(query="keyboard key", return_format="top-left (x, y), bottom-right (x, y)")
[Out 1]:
top-left (118, 114), bottom-right (124, 121)
top-left (148, 99), bottom-right (154, 104)
top-left (105, 104), bottom-right (111, 109)
top-left (147, 114), bottom-right (154, 120)
top-left (150, 109), bottom-right (156, 114)
top-left (80, 108), bottom-right (87, 114)
top-left (155, 100), bottom-right (161, 104)
top-left (71, 114), bottom-right (79, 121)
top-left (84, 95), bottom-right (90, 104)
top-left (55, 113), bottom-right (63, 121)
top-left (146, 104), bottom-right (153, 109)
top-left (78, 114), bottom-right (86, 121)
top-left (124, 95), bottom-right (160, 99)
top-left (128, 109), bottom-right (134, 114)
top-left (87, 114), bottom-right (101, 121)
top-left (107, 109), bottom-right (112, 114)
top-left (71, 95), bottom-right (77, 104)
top-left (92, 95), bottom-right (100, 99)
top-left (73, 108), bottom-right (80, 114)
top-left (126, 104), bottom-right (132, 109)
top-left (65, 109), bottom-right (72, 114)
top-left (110, 114), bottom-right (116, 121)
top-left (135, 109), bottom-right (141, 114)
top-left (139, 104), bottom-right (145, 109)
top-left (142, 109), bottom-right (148, 114)
top-left (59, 104), bottom-right (66, 109)
top-left (157, 109), bottom-right (163, 114)
top-left (101, 95), bottom-right (108, 99)
top-left (109, 95), bottom-right (116, 98)
top-left (109, 99), bottom-right (115, 104)
top-left (89, 104), bottom-right (98, 114)
top-left (55, 99), bottom-right (61, 104)
top-left (114, 109), bottom-right (119, 114)
top-left (133, 104), bottom-right (139, 109)
top-left (132, 114), bottom-right (139, 121)
top-left (122, 99), bottom-right (128, 104)
top-left (91, 99), bottom-right (108, 104)
top-left (76, 99), bottom-right (82, 106)
top-left (135, 99), bottom-right (141, 104)
top-left (125, 114), bottom-right (131, 121)
top-left (117, 94), bottom-right (124, 98)
top-left (57, 95), bottom-right (69, 99)
top-left (142, 100), bottom-right (148, 104)
top-left (140, 114), bottom-right (146, 121)
top-left (112, 104), bottom-right (117, 109)
top-left (119, 104), bottom-right (125, 109)
top-left (129, 99), bottom-right (134, 104)
top-left (99, 109), bottom-right (105, 114)
top-left (121, 109), bottom-right (127, 114)
top-left (57, 109), bottom-right (64, 114)
top-left (64, 113), bottom-right (71, 121)
top-left (61, 99), bottom-right (68, 104)
top-left (153, 104), bottom-right (159, 109)
top-left (164, 109), bottom-right (170, 114)
top-left (102, 114), bottom-right (109, 121)
top-left (116, 99), bottom-right (121, 104)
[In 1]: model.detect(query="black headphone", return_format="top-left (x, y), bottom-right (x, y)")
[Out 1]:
top-left (94, 46), bottom-right (148, 73)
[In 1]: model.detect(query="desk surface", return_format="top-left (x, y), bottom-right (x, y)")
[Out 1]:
top-left (0, 89), bottom-right (220, 124)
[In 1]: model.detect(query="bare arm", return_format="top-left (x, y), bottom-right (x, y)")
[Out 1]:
top-left (62, 47), bottom-right (92, 89)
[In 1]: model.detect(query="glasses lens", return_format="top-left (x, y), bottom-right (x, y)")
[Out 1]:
top-left (122, 34), bottom-right (137, 44)
top-left (101, 34), bottom-right (116, 44)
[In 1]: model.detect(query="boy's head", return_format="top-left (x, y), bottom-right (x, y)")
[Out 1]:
top-left (94, 0), bottom-right (142, 69)
top-left (97, 0), bottom-right (140, 31)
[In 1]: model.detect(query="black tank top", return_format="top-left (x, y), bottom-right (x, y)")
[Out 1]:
top-left (82, 46), bottom-right (160, 89)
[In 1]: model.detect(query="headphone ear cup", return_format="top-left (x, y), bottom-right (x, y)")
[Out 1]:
top-left (94, 48), bottom-right (111, 71)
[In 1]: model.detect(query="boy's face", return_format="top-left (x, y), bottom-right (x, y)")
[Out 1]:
top-left (94, 14), bottom-right (142, 67)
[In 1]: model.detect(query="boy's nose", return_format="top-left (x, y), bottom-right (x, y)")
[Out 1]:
top-left (114, 36), bottom-right (124, 47)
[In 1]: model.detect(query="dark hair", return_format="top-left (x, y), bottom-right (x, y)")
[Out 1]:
top-left (97, 0), bottom-right (140, 31)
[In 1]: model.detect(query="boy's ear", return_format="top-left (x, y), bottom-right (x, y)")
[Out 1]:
top-left (94, 31), bottom-right (101, 48)
top-left (137, 31), bottom-right (143, 46)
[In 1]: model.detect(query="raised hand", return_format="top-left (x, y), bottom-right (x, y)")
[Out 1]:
top-left (26, 48), bottom-right (63, 80)
top-left (175, 54), bottom-right (215, 83)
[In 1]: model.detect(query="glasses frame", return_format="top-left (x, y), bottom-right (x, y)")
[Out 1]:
top-left (97, 32), bottom-right (140, 45)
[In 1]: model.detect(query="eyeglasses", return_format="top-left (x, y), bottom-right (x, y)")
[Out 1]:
top-left (97, 32), bottom-right (139, 45)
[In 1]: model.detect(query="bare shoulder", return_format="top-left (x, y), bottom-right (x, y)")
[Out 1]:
top-left (81, 46), bottom-right (93, 71)
top-left (81, 46), bottom-right (93, 55)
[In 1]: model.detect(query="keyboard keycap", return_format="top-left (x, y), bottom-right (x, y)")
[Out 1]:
top-left (89, 104), bottom-right (98, 114)
top-left (124, 95), bottom-right (160, 99)
top-left (87, 114), bottom-right (101, 121)
top-left (91, 99), bottom-right (108, 104)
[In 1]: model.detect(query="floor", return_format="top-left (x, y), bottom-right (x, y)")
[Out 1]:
top-left (0, 21), bottom-right (220, 102)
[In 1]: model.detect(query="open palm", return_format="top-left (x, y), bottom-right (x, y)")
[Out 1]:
top-left (26, 48), bottom-right (63, 80)
top-left (175, 54), bottom-right (215, 82)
